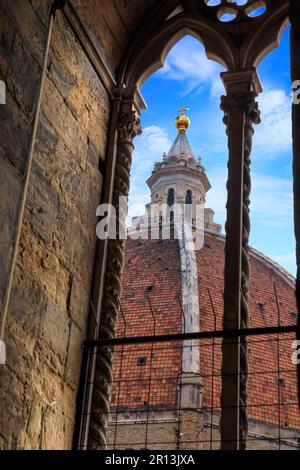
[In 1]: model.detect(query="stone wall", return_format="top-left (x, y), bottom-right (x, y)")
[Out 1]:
top-left (107, 409), bottom-right (204, 451)
top-left (0, 0), bottom-right (117, 449)
top-left (107, 410), bottom-right (300, 450)
top-left (72, 0), bottom-right (157, 75)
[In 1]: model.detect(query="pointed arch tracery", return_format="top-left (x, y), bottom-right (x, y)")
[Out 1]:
top-left (117, 0), bottom-right (289, 94)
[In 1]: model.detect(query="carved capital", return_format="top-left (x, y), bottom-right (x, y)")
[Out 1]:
top-left (221, 92), bottom-right (261, 149)
top-left (221, 91), bottom-right (260, 117)
top-left (243, 101), bottom-right (261, 161)
top-left (118, 110), bottom-right (142, 143)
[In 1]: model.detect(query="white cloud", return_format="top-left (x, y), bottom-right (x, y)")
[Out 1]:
top-left (210, 76), bottom-right (226, 98)
top-left (128, 125), bottom-right (171, 222)
top-left (206, 168), bottom-right (295, 274)
top-left (206, 168), bottom-right (293, 224)
top-left (254, 88), bottom-right (292, 155)
top-left (132, 125), bottom-right (171, 178)
top-left (197, 87), bottom-right (293, 160)
top-left (157, 36), bottom-right (292, 156)
top-left (259, 89), bottom-right (288, 114)
top-left (252, 173), bottom-right (293, 217)
top-left (160, 36), bottom-right (225, 97)
top-left (137, 125), bottom-right (171, 154)
top-left (266, 253), bottom-right (296, 276)
top-left (267, 252), bottom-right (296, 265)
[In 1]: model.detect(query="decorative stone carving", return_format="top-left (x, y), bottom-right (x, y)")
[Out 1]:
top-left (220, 82), bottom-right (261, 449)
top-left (240, 99), bottom-right (261, 449)
top-left (120, 0), bottom-right (288, 88)
top-left (204, 0), bottom-right (268, 22)
top-left (88, 100), bottom-right (141, 450)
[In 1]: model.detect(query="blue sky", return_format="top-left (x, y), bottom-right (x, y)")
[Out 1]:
top-left (128, 26), bottom-right (296, 276)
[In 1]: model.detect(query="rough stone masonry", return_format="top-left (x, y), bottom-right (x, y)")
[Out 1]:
top-left (0, 0), bottom-right (155, 450)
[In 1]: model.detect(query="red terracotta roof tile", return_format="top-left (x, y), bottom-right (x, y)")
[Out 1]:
top-left (111, 233), bottom-right (299, 429)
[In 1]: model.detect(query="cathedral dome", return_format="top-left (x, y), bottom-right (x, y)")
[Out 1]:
top-left (110, 234), bottom-right (299, 449)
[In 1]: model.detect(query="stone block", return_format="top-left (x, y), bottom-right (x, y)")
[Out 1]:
top-left (74, 167), bottom-right (102, 236)
top-left (0, 3), bottom-right (42, 116)
top-left (42, 408), bottom-right (66, 450)
top-left (52, 201), bottom-right (75, 272)
top-left (0, 157), bottom-right (22, 299)
top-left (69, 275), bottom-right (90, 332)
top-left (35, 113), bottom-right (59, 161)
top-left (70, 221), bottom-right (97, 287)
top-left (8, 325), bottom-right (36, 365)
top-left (26, 161), bottom-right (60, 245)
top-left (25, 397), bottom-right (43, 446)
top-left (0, 362), bottom-right (25, 403)
top-left (0, 91), bottom-right (31, 174)
top-left (42, 76), bottom-right (88, 163)
top-left (47, 50), bottom-right (77, 112)
top-left (19, 219), bottom-right (71, 313)
top-left (0, 396), bottom-right (25, 450)
top-left (3, 0), bottom-right (47, 64)
top-left (62, 416), bottom-right (75, 450)
top-left (65, 321), bottom-right (86, 390)
top-left (50, 13), bottom-right (110, 156)
top-left (9, 269), bottom-right (48, 337)
top-left (179, 373), bottom-right (203, 409)
top-left (41, 297), bottom-right (70, 365)
top-left (88, 138), bottom-right (101, 168)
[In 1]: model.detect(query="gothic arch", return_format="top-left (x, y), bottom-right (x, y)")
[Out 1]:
top-left (120, 20), bottom-right (235, 88)
top-left (167, 187), bottom-right (175, 208)
top-left (82, 0), bottom-right (298, 452)
top-left (186, 189), bottom-right (193, 205)
top-left (116, 0), bottom-right (289, 93)
top-left (240, 2), bottom-right (289, 68)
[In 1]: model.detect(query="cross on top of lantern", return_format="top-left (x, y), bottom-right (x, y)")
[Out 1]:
top-left (175, 107), bottom-right (190, 132)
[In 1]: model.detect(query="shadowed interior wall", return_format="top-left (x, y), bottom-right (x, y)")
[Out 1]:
top-left (72, 0), bottom-right (157, 75)
top-left (0, 0), bottom-right (154, 450)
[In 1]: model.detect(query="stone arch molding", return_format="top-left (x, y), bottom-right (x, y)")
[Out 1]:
top-left (118, 0), bottom-right (289, 92)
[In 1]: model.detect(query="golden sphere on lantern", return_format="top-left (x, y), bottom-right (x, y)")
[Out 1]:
top-left (175, 110), bottom-right (190, 132)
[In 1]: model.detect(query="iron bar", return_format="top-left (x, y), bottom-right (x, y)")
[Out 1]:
top-left (84, 324), bottom-right (299, 348)
top-left (72, 344), bottom-right (91, 450)
top-left (274, 284), bottom-right (282, 450)
top-left (176, 293), bottom-right (185, 450)
top-left (208, 289), bottom-right (217, 450)
top-left (145, 294), bottom-right (156, 448)
top-left (113, 303), bottom-right (127, 448)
